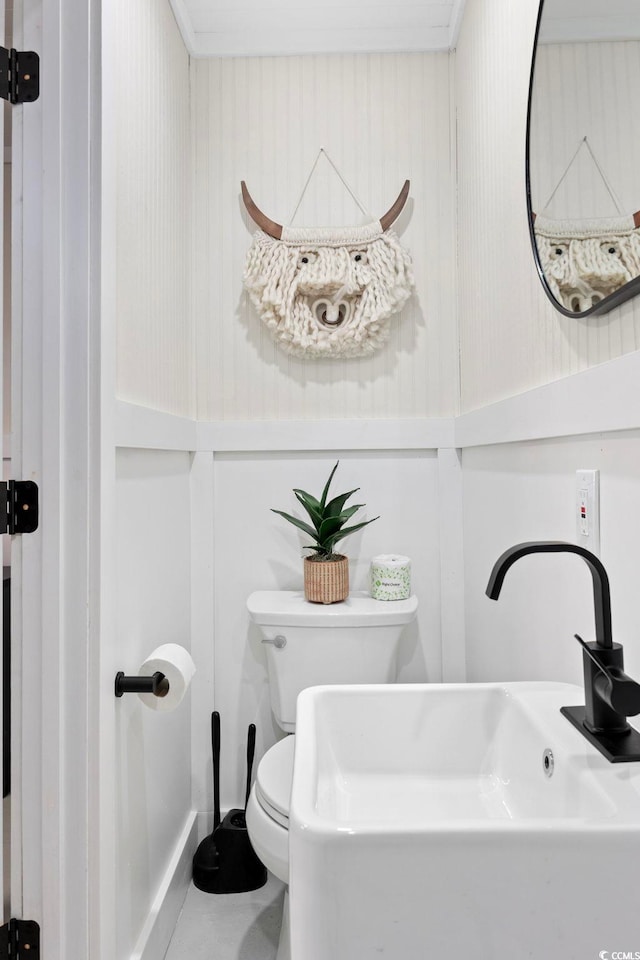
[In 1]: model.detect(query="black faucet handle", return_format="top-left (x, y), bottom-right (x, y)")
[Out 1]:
top-left (604, 671), bottom-right (640, 717)
top-left (574, 634), bottom-right (640, 718)
top-left (573, 633), bottom-right (614, 677)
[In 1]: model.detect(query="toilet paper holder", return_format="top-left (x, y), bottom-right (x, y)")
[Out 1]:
top-left (114, 671), bottom-right (170, 698)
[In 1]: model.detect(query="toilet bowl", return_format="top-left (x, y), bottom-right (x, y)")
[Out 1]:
top-left (245, 590), bottom-right (418, 959)
top-left (245, 737), bottom-right (294, 960)
top-left (246, 735), bottom-right (293, 885)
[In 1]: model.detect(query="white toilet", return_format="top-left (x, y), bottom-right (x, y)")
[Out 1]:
top-left (245, 589), bottom-right (418, 960)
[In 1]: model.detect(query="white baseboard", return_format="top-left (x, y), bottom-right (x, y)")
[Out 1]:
top-left (130, 810), bottom-right (198, 960)
top-left (196, 809), bottom-right (212, 841)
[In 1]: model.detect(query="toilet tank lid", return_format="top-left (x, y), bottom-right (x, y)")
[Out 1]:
top-left (247, 590), bottom-right (418, 627)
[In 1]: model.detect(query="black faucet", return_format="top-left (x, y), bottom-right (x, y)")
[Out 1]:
top-left (486, 541), bottom-right (640, 762)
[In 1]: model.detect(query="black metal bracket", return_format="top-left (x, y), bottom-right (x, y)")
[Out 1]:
top-left (0, 47), bottom-right (40, 104)
top-left (0, 919), bottom-right (41, 959)
top-left (115, 671), bottom-right (170, 698)
top-left (0, 481), bottom-right (39, 535)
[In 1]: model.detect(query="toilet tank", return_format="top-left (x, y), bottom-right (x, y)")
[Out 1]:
top-left (247, 590), bottom-right (418, 732)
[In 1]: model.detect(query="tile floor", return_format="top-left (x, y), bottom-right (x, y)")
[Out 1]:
top-left (165, 874), bottom-right (284, 960)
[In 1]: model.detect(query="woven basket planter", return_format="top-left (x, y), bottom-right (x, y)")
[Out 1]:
top-left (304, 555), bottom-right (349, 604)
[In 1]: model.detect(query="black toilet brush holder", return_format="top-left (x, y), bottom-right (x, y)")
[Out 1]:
top-left (199, 806), bottom-right (267, 895)
top-left (192, 713), bottom-right (267, 894)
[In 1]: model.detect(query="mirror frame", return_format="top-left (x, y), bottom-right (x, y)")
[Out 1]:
top-left (525, 0), bottom-right (640, 318)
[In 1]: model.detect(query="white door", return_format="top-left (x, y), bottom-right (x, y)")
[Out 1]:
top-left (7, 1), bottom-right (101, 957)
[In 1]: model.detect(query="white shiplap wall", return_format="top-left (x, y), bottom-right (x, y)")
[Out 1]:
top-left (456, 0), bottom-right (640, 413)
top-left (113, 0), bottom-right (640, 421)
top-left (115, 0), bottom-right (194, 418)
top-left (456, 0), bottom-right (555, 413)
top-left (193, 53), bottom-right (459, 421)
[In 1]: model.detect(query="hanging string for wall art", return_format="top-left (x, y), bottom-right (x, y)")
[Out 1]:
top-left (533, 137), bottom-right (640, 313)
top-left (241, 149), bottom-right (414, 359)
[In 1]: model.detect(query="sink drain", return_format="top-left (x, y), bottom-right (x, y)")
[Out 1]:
top-left (542, 748), bottom-right (554, 778)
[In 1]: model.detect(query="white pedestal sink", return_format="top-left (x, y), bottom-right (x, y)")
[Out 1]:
top-left (289, 682), bottom-right (640, 960)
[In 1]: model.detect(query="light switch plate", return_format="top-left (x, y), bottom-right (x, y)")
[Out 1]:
top-left (576, 469), bottom-right (600, 555)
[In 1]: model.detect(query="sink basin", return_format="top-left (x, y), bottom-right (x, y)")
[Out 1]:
top-left (289, 682), bottom-right (640, 960)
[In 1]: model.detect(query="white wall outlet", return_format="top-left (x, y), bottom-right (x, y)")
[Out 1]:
top-left (576, 469), bottom-right (600, 555)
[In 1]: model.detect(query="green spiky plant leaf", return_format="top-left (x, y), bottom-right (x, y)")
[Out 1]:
top-left (272, 461), bottom-right (378, 561)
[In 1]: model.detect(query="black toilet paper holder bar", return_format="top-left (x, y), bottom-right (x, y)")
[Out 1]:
top-left (114, 671), bottom-right (170, 698)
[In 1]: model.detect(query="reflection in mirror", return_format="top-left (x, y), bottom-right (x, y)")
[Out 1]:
top-left (527, 0), bottom-right (640, 316)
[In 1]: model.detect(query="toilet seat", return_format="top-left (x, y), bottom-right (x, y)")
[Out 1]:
top-left (246, 736), bottom-right (295, 885)
top-left (255, 735), bottom-right (295, 827)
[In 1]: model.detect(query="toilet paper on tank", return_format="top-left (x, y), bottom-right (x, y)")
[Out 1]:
top-left (370, 555), bottom-right (411, 601)
top-left (138, 644), bottom-right (196, 712)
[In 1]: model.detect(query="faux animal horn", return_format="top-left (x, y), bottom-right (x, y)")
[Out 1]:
top-left (240, 179), bottom-right (411, 238)
top-left (241, 182), bottom-right (283, 240)
top-left (379, 180), bottom-right (411, 231)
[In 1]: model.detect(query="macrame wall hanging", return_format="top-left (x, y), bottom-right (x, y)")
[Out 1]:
top-left (534, 137), bottom-right (640, 313)
top-left (241, 149), bottom-right (414, 359)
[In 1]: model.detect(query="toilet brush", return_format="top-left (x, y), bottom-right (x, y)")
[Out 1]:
top-left (192, 716), bottom-right (267, 894)
top-left (192, 711), bottom-right (222, 891)
top-left (244, 722), bottom-right (256, 809)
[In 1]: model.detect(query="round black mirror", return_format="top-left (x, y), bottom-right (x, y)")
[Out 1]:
top-left (526, 0), bottom-right (640, 317)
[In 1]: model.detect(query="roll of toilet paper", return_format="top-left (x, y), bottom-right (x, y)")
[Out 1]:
top-left (137, 644), bottom-right (196, 712)
top-left (370, 555), bottom-right (411, 601)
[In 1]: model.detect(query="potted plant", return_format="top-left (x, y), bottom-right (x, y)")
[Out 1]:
top-left (271, 461), bottom-right (378, 604)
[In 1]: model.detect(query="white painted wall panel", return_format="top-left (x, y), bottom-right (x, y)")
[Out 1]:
top-left (462, 433), bottom-right (640, 690)
top-left (456, 0), bottom-right (640, 412)
top-left (193, 53), bottom-right (458, 421)
top-left (209, 451), bottom-right (441, 810)
top-left (114, 449), bottom-right (192, 960)
top-left (114, 0), bottom-right (194, 417)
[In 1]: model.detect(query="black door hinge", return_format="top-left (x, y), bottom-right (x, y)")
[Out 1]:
top-left (0, 481), bottom-right (39, 535)
top-left (0, 919), bottom-right (40, 959)
top-left (0, 47), bottom-right (39, 104)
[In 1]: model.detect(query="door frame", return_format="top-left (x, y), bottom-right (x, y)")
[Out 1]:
top-left (11, 1), bottom-right (105, 957)
top-left (0, 0), bottom-right (5, 919)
